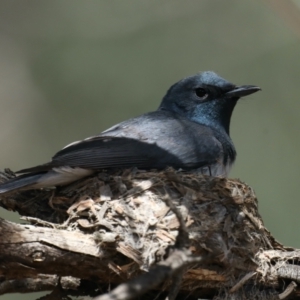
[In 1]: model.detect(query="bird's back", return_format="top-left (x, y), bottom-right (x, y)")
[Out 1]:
top-left (48, 110), bottom-right (236, 176)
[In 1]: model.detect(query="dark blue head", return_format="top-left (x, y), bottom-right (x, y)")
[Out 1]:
top-left (159, 71), bottom-right (260, 135)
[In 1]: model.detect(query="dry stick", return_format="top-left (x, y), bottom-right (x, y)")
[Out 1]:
top-left (278, 281), bottom-right (297, 300)
top-left (0, 275), bottom-right (83, 297)
top-left (0, 276), bottom-right (59, 295)
top-left (229, 271), bottom-right (257, 293)
top-left (277, 265), bottom-right (300, 282)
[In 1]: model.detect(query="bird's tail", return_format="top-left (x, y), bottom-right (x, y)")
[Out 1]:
top-left (0, 173), bottom-right (44, 194)
top-left (0, 167), bottom-right (94, 194)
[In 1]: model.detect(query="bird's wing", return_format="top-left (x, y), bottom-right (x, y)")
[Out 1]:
top-left (17, 136), bottom-right (184, 173)
top-left (17, 112), bottom-right (224, 174)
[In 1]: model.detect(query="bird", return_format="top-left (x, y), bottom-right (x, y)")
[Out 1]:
top-left (0, 71), bottom-right (260, 194)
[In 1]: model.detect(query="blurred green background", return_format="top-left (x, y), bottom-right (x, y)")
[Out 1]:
top-left (0, 0), bottom-right (300, 299)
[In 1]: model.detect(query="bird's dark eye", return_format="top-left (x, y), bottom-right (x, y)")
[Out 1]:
top-left (195, 88), bottom-right (208, 99)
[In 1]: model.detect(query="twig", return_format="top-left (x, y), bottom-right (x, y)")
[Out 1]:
top-left (229, 271), bottom-right (257, 293)
top-left (0, 275), bottom-right (80, 295)
top-left (277, 265), bottom-right (300, 282)
top-left (20, 216), bottom-right (57, 228)
top-left (278, 281), bottom-right (297, 300)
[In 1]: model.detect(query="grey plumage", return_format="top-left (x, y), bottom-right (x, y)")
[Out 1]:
top-left (0, 71), bottom-right (260, 194)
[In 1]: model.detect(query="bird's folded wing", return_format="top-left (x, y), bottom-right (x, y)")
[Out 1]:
top-left (17, 135), bottom-right (222, 174)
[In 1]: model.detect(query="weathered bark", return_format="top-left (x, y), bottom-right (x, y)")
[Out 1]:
top-left (0, 169), bottom-right (299, 299)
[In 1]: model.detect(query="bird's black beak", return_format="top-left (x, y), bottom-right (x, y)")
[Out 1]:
top-left (225, 85), bottom-right (261, 98)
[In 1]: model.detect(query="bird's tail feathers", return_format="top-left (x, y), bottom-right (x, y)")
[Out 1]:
top-left (0, 173), bottom-right (44, 194)
top-left (0, 167), bottom-right (94, 194)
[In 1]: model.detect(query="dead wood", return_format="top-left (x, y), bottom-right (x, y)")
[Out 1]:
top-left (0, 168), bottom-right (299, 299)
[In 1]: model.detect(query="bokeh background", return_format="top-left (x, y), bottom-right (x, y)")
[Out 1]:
top-left (0, 1), bottom-right (300, 299)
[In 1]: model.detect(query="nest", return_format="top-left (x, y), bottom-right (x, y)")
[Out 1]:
top-left (0, 169), bottom-right (299, 299)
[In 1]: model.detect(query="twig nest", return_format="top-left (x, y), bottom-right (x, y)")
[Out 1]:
top-left (0, 168), bottom-right (281, 292)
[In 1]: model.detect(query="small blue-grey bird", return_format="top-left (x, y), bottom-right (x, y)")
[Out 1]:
top-left (0, 71), bottom-right (260, 194)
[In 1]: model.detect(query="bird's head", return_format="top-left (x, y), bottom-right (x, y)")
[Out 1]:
top-left (159, 71), bottom-right (260, 135)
